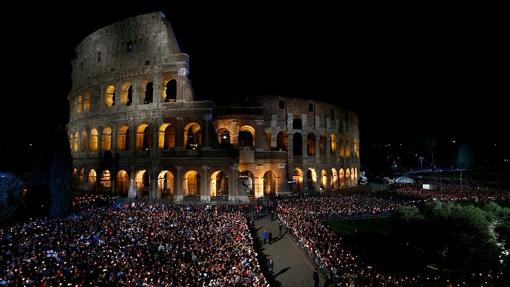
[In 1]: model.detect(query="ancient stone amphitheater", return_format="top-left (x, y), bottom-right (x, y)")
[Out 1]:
top-left (68, 12), bottom-right (360, 202)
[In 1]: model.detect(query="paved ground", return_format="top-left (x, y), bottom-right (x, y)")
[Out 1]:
top-left (254, 214), bottom-right (326, 287)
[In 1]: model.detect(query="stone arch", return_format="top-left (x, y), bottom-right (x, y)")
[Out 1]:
top-left (307, 133), bottom-right (316, 156)
top-left (263, 170), bottom-right (277, 196)
top-left (136, 123), bottom-right (151, 150)
top-left (217, 128), bottom-right (232, 146)
top-left (88, 169), bottom-right (97, 188)
top-left (293, 133), bottom-right (303, 156)
top-left (80, 130), bottom-right (88, 152)
top-left (120, 81), bottom-right (133, 106)
top-left (183, 170), bottom-right (200, 196)
top-left (184, 122), bottom-right (202, 148)
top-left (117, 125), bottom-right (130, 151)
top-left (320, 169), bottom-right (328, 191)
top-left (100, 170), bottom-right (112, 191)
top-left (158, 123), bottom-right (175, 150)
top-left (89, 128), bottom-right (99, 151)
top-left (345, 168), bottom-right (351, 186)
top-left (330, 134), bottom-right (337, 154)
top-left (339, 168), bottom-right (345, 188)
top-left (144, 82), bottom-right (153, 104)
top-left (102, 127), bottom-right (112, 151)
top-left (72, 132), bottom-right (79, 152)
top-left (292, 168), bottom-right (304, 193)
top-left (276, 131), bottom-right (288, 151)
top-left (331, 168), bottom-right (338, 190)
top-left (78, 168), bottom-right (85, 186)
top-left (163, 79), bottom-right (177, 102)
top-left (158, 170), bottom-right (175, 198)
top-left (238, 125), bottom-right (255, 146)
top-left (240, 170), bottom-right (255, 196)
top-left (83, 93), bottom-right (90, 111)
top-left (105, 85), bottom-right (115, 107)
top-left (135, 170), bottom-right (150, 196)
top-left (306, 168), bottom-right (317, 191)
top-left (351, 168), bottom-right (355, 181)
top-left (76, 95), bottom-right (83, 113)
top-left (116, 170), bottom-right (129, 196)
top-left (210, 170), bottom-right (229, 197)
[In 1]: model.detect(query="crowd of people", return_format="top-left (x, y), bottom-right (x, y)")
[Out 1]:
top-left (0, 203), bottom-right (268, 286)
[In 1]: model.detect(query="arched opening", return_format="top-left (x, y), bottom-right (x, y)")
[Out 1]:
top-left (163, 79), bottom-right (177, 102)
top-left (307, 168), bottom-right (317, 191)
top-left (120, 82), bottom-right (133, 106)
top-left (78, 168), bottom-right (85, 187)
top-left (345, 143), bottom-right (351, 157)
top-left (117, 125), bottom-right (130, 151)
top-left (263, 170), bottom-right (277, 196)
top-left (88, 169), bottom-right (97, 188)
top-left (100, 170), bottom-right (111, 191)
top-left (73, 132), bottom-right (79, 152)
top-left (307, 133), bottom-right (316, 156)
top-left (136, 124), bottom-right (151, 151)
top-left (184, 170), bottom-right (200, 196)
top-left (158, 123), bottom-right (175, 150)
top-left (210, 170), bottom-right (228, 197)
top-left (76, 95), bottom-right (82, 113)
top-left (83, 93), bottom-right (90, 111)
top-left (240, 170), bottom-right (255, 196)
top-left (292, 118), bottom-right (302, 129)
top-left (102, 127), bottom-right (112, 151)
top-left (89, 128), bottom-right (98, 152)
top-left (144, 82), bottom-right (153, 104)
top-left (330, 134), bottom-right (337, 154)
top-left (345, 168), bottom-right (351, 186)
top-left (158, 170), bottom-right (175, 198)
top-left (116, 170), bottom-right (129, 196)
top-left (293, 133), bottom-right (303, 156)
top-left (351, 168), bottom-right (355, 181)
top-left (105, 85), bottom-right (115, 107)
top-left (339, 168), bottom-right (345, 188)
top-left (292, 168), bottom-right (304, 193)
top-left (184, 122), bottom-right (202, 149)
top-left (217, 128), bottom-right (231, 147)
top-left (80, 130), bottom-right (88, 152)
top-left (238, 125), bottom-right (255, 147)
top-left (331, 168), bottom-right (338, 190)
top-left (320, 169), bottom-right (328, 191)
top-left (276, 131), bottom-right (288, 151)
top-left (135, 170), bottom-right (150, 197)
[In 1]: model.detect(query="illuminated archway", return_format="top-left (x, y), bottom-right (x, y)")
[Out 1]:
top-left (116, 170), bottom-right (129, 196)
top-left (120, 81), bottom-right (133, 106)
top-left (117, 125), bottom-right (129, 151)
top-left (184, 170), bottom-right (200, 196)
top-left (319, 135), bottom-right (326, 155)
top-left (83, 93), bottom-right (90, 111)
top-left (263, 170), bottom-right (277, 196)
top-left (293, 133), bottom-right (303, 156)
top-left (238, 125), bottom-right (255, 146)
top-left (162, 79), bottom-right (177, 102)
top-left (339, 168), bottom-right (345, 188)
top-left (184, 122), bottom-right (202, 148)
top-left (277, 131), bottom-right (288, 151)
top-left (78, 168), bottom-right (84, 186)
top-left (89, 128), bottom-right (98, 151)
top-left (210, 170), bottom-right (228, 197)
top-left (345, 143), bottom-right (351, 157)
top-left (135, 170), bottom-right (150, 196)
top-left (144, 82), bottom-right (153, 104)
top-left (345, 168), bottom-right (351, 186)
top-left (351, 168), bottom-right (355, 181)
top-left (158, 170), bottom-right (175, 198)
top-left (330, 134), bottom-right (337, 154)
top-left (217, 128), bottom-right (232, 146)
top-left (306, 168), bottom-right (317, 191)
top-left (100, 170), bottom-right (111, 190)
top-left (76, 95), bottom-right (82, 113)
top-left (331, 168), bottom-right (338, 190)
top-left (292, 168), bottom-right (304, 193)
top-left (80, 130), bottom-right (88, 152)
top-left (88, 169), bottom-right (97, 187)
top-left (105, 85), bottom-right (115, 107)
top-left (320, 169), bottom-right (328, 191)
top-left (158, 123), bottom-right (175, 150)
top-left (73, 132), bottom-right (79, 152)
top-left (102, 127), bottom-right (112, 151)
top-left (240, 170), bottom-right (255, 196)
top-left (307, 133), bottom-right (316, 156)
top-left (136, 124), bottom-right (151, 150)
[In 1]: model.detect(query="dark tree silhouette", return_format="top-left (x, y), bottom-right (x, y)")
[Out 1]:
top-left (49, 126), bottom-right (73, 218)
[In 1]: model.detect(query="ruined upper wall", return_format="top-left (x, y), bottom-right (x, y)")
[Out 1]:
top-left (71, 12), bottom-right (186, 88)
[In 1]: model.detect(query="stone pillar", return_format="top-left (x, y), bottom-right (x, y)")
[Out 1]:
top-left (128, 168), bottom-right (136, 198)
top-left (200, 166), bottom-right (210, 201)
top-left (129, 122), bottom-right (135, 152)
top-left (150, 166), bottom-right (158, 200)
top-left (132, 79), bottom-right (140, 105)
top-left (228, 164), bottom-right (239, 202)
top-left (114, 82), bottom-right (120, 107)
top-left (111, 125), bottom-right (117, 153)
top-left (288, 133), bottom-right (294, 158)
top-left (315, 134), bottom-right (320, 161)
top-left (175, 166), bottom-right (184, 201)
top-left (153, 74), bottom-right (162, 104)
top-left (176, 116), bottom-right (184, 149)
top-left (255, 119), bottom-right (265, 152)
top-left (152, 121), bottom-right (159, 155)
top-left (203, 114), bottom-right (211, 150)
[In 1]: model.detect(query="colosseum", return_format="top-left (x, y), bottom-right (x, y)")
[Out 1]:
top-left (68, 12), bottom-right (360, 202)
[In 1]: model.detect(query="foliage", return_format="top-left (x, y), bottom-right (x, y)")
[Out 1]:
top-left (48, 126), bottom-right (73, 218)
top-left (0, 172), bottom-right (23, 223)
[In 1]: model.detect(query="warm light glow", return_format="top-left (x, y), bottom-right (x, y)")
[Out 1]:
top-left (184, 170), bottom-right (200, 196)
top-left (330, 134), bottom-right (337, 153)
top-left (158, 170), bottom-right (175, 196)
top-left (120, 82), bottom-right (132, 106)
top-left (105, 85), bottom-right (115, 107)
top-left (89, 128), bottom-right (98, 151)
top-left (102, 127), bottom-right (112, 151)
top-left (88, 169), bottom-right (97, 186)
top-left (117, 125), bottom-right (129, 151)
top-left (158, 123), bottom-right (175, 149)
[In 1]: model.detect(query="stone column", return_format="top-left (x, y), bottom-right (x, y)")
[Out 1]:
top-left (129, 122), bottom-right (136, 152)
top-left (203, 114), bottom-right (212, 150)
top-left (152, 74), bottom-right (162, 104)
top-left (255, 119), bottom-right (265, 152)
top-left (150, 165), bottom-right (158, 200)
top-left (152, 121), bottom-right (159, 156)
top-left (114, 82), bottom-right (120, 107)
top-left (200, 166), bottom-right (210, 201)
top-left (132, 79), bottom-right (140, 105)
top-left (176, 116), bottom-right (184, 149)
top-left (315, 134), bottom-right (320, 162)
top-left (175, 166), bottom-right (184, 201)
top-left (128, 168), bottom-right (136, 198)
top-left (111, 125), bottom-right (117, 153)
top-left (228, 164), bottom-right (239, 202)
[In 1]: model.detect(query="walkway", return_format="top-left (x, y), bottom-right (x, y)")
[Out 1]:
top-left (254, 214), bottom-right (326, 287)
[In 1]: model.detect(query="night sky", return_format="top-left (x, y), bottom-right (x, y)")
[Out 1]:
top-left (1, 1), bottom-right (507, 172)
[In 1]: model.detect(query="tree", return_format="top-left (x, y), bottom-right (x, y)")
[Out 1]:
top-left (48, 126), bottom-right (73, 218)
top-left (0, 172), bottom-right (23, 223)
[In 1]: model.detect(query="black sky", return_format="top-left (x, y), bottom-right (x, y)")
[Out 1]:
top-left (1, 1), bottom-right (508, 171)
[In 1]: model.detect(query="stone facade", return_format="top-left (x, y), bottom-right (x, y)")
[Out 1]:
top-left (68, 12), bottom-right (360, 202)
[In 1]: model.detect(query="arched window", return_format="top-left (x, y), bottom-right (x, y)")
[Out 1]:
top-left (240, 170), bottom-right (255, 196)
top-left (117, 125), bottom-right (130, 151)
top-left (306, 169), bottom-right (316, 190)
top-left (76, 95), bottom-right (83, 113)
top-left (320, 170), bottom-right (328, 191)
top-left (80, 130), bottom-right (88, 152)
top-left (292, 168), bottom-right (303, 193)
top-left (238, 125), bottom-right (255, 147)
top-left (307, 133), bottom-right (316, 156)
top-left (330, 134), bottom-right (337, 153)
top-left (135, 170), bottom-right (150, 197)
top-left (83, 93), bottom-right (90, 111)
top-left (210, 170), bottom-right (229, 197)
top-left (158, 170), bottom-right (175, 197)
top-left (144, 82), bottom-right (153, 104)
top-left (293, 133), bottom-right (302, 156)
top-left (116, 170), bottom-right (129, 196)
top-left (163, 79), bottom-right (177, 102)
top-left (184, 170), bottom-right (200, 196)
top-left (100, 170), bottom-right (111, 190)
top-left (89, 128), bottom-right (99, 151)
top-left (276, 131), bottom-right (288, 151)
top-left (88, 169), bottom-right (97, 187)
top-left (105, 85), bottom-right (115, 107)
top-left (158, 123), bottom-right (175, 149)
top-left (73, 132), bottom-right (79, 152)
top-left (120, 82), bottom-right (133, 106)
top-left (102, 127), bottom-right (112, 151)
top-left (263, 170), bottom-right (277, 196)
top-left (184, 122), bottom-right (202, 149)
top-left (292, 118), bottom-right (302, 129)
top-left (217, 128), bottom-right (231, 147)
top-left (136, 124), bottom-right (151, 150)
